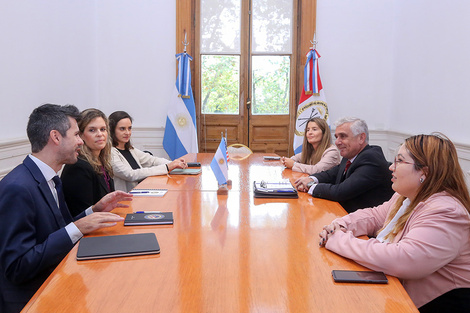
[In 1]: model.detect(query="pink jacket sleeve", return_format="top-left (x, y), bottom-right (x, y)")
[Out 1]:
top-left (326, 193), bottom-right (470, 280)
top-left (331, 194), bottom-right (395, 236)
top-left (291, 146), bottom-right (340, 175)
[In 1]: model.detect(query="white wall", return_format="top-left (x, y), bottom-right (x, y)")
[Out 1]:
top-left (391, 1), bottom-right (470, 145)
top-left (94, 0), bottom-right (176, 127)
top-left (0, 1), bottom-right (96, 141)
top-left (316, 0), bottom-right (395, 132)
top-left (316, 0), bottom-right (470, 146)
top-left (0, 0), bottom-right (175, 142)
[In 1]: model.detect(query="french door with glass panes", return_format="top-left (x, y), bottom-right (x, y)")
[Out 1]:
top-left (196, 0), bottom-right (297, 155)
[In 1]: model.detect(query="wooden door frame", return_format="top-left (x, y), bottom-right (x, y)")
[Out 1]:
top-left (176, 0), bottom-right (317, 155)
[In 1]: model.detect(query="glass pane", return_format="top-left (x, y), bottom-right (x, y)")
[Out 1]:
top-left (200, 0), bottom-right (241, 53)
top-left (252, 55), bottom-right (290, 115)
top-left (201, 55), bottom-right (240, 114)
top-left (252, 0), bottom-right (292, 53)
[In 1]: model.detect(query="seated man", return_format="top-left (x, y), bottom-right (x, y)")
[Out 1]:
top-left (295, 117), bottom-right (393, 213)
top-left (0, 104), bottom-right (132, 313)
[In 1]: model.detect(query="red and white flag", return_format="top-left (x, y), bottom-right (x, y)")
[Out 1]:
top-left (293, 49), bottom-right (330, 154)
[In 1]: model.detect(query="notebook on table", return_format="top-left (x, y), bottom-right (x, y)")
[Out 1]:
top-left (169, 168), bottom-right (202, 175)
top-left (253, 180), bottom-right (298, 198)
top-left (124, 212), bottom-right (174, 226)
top-left (129, 189), bottom-right (168, 197)
top-left (76, 233), bottom-right (160, 260)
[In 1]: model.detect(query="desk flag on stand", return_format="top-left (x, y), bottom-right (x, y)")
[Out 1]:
top-left (211, 137), bottom-right (228, 185)
top-left (293, 49), bottom-right (330, 155)
top-left (163, 52), bottom-right (198, 160)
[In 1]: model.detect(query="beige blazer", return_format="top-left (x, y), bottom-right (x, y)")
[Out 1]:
top-left (111, 147), bottom-right (170, 192)
top-left (290, 145), bottom-right (340, 175)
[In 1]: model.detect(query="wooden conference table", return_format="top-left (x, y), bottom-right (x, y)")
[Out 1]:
top-left (22, 153), bottom-right (418, 313)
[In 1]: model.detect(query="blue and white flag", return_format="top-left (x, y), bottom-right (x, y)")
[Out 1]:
top-left (210, 138), bottom-right (228, 185)
top-left (163, 52), bottom-right (198, 160)
top-left (293, 49), bottom-right (330, 155)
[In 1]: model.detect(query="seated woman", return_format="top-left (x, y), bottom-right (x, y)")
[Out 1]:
top-left (319, 134), bottom-right (470, 312)
top-left (108, 111), bottom-right (187, 192)
top-left (281, 117), bottom-right (340, 174)
top-left (61, 109), bottom-right (115, 216)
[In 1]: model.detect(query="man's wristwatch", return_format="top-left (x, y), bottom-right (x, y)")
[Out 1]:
top-left (306, 180), bottom-right (315, 188)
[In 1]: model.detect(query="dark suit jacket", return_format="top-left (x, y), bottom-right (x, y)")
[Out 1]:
top-left (311, 145), bottom-right (394, 213)
top-left (0, 156), bottom-right (86, 313)
top-left (61, 158), bottom-right (115, 217)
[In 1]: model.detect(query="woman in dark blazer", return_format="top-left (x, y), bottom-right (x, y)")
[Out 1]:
top-left (61, 109), bottom-right (115, 216)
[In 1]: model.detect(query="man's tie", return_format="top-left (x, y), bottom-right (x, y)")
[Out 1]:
top-left (52, 176), bottom-right (73, 224)
top-left (341, 160), bottom-right (352, 182)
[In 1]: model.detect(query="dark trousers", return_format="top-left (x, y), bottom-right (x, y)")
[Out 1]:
top-left (419, 288), bottom-right (470, 313)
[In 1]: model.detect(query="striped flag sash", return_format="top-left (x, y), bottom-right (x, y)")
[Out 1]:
top-left (304, 49), bottom-right (323, 95)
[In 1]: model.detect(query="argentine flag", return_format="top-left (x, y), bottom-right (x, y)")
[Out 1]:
top-left (210, 138), bottom-right (228, 185)
top-left (163, 52), bottom-right (198, 160)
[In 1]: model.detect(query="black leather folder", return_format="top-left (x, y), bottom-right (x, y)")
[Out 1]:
top-left (77, 233), bottom-right (160, 260)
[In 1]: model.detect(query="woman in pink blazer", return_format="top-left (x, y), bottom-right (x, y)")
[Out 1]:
top-left (319, 134), bottom-right (470, 312)
top-left (282, 117), bottom-right (340, 174)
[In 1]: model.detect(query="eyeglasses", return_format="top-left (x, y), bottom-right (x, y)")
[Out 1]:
top-left (393, 157), bottom-right (415, 168)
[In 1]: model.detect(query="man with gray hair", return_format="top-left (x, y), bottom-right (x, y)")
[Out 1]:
top-left (295, 117), bottom-right (393, 213)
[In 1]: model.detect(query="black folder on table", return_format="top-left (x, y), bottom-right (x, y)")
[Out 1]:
top-left (124, 212), bottom-right (173, 226)
top-left (253, 181), bottom-right (298, 198)
top-left (76, 233), bottom-right (160, 260)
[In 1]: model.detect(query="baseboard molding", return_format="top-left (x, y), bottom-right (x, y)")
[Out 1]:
top-left (1, 129), bottom-right (470, 186)
top-left (371, 130), bottom-right (470, 187)
top-left (127, 127), bottom-right (169, 159)
top-left (0, 138), bottom-right (31, 179)
top-left (0, 128), bottom-right (168, 180)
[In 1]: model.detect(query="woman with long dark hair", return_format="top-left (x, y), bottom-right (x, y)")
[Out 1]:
top-left (108, 111), bottom-right (186, 192)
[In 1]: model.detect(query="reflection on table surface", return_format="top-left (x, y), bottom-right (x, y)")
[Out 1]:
top-left (22, 153), bottom-right (418, 313)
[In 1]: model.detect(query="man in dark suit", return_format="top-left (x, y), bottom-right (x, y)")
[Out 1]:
top-left (0, 104), bottom-right (132, 313)
top-left (295, 117), bottom-right (393, 213)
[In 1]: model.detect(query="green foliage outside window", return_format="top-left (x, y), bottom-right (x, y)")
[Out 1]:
top-left (252, 55), bottom-right (290, 114)
top-left (201, 55), bottom-right (240, 114)
top-left (201, 54), bottom-right (290, 115)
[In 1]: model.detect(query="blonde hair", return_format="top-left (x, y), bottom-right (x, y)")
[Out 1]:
top-left (77, 108), bottom-right (114, 176)
top-left (380, 133), bottom-right (470, 240)
top-left (300, 117), bottom-right (332, 165)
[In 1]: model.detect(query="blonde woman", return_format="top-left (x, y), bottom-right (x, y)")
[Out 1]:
top-left (320, 134), bottom-right (470, 312)
top-left (282, 117), bottom-right (340, 174)
top-left (61, 109), bottom-right (115, 216)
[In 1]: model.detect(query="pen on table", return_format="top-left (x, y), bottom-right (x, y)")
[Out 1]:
top-left (135, 211), bottom-right (162, 213)
top-left (130, 191), bottom-right (150, 194)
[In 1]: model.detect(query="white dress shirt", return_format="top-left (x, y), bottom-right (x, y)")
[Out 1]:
top-left (29, 155), bottom-right (93, 243)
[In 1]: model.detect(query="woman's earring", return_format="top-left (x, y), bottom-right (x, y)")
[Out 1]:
top-left (420, 177), bottom-right (425, 184)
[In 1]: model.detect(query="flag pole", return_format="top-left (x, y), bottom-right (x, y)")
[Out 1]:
top-left (224, 129), bottom-right (232, 186)
top-left (183, 31), bottom-right (188, 53)
top-left (310, 33), bottom-right (317, 50)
